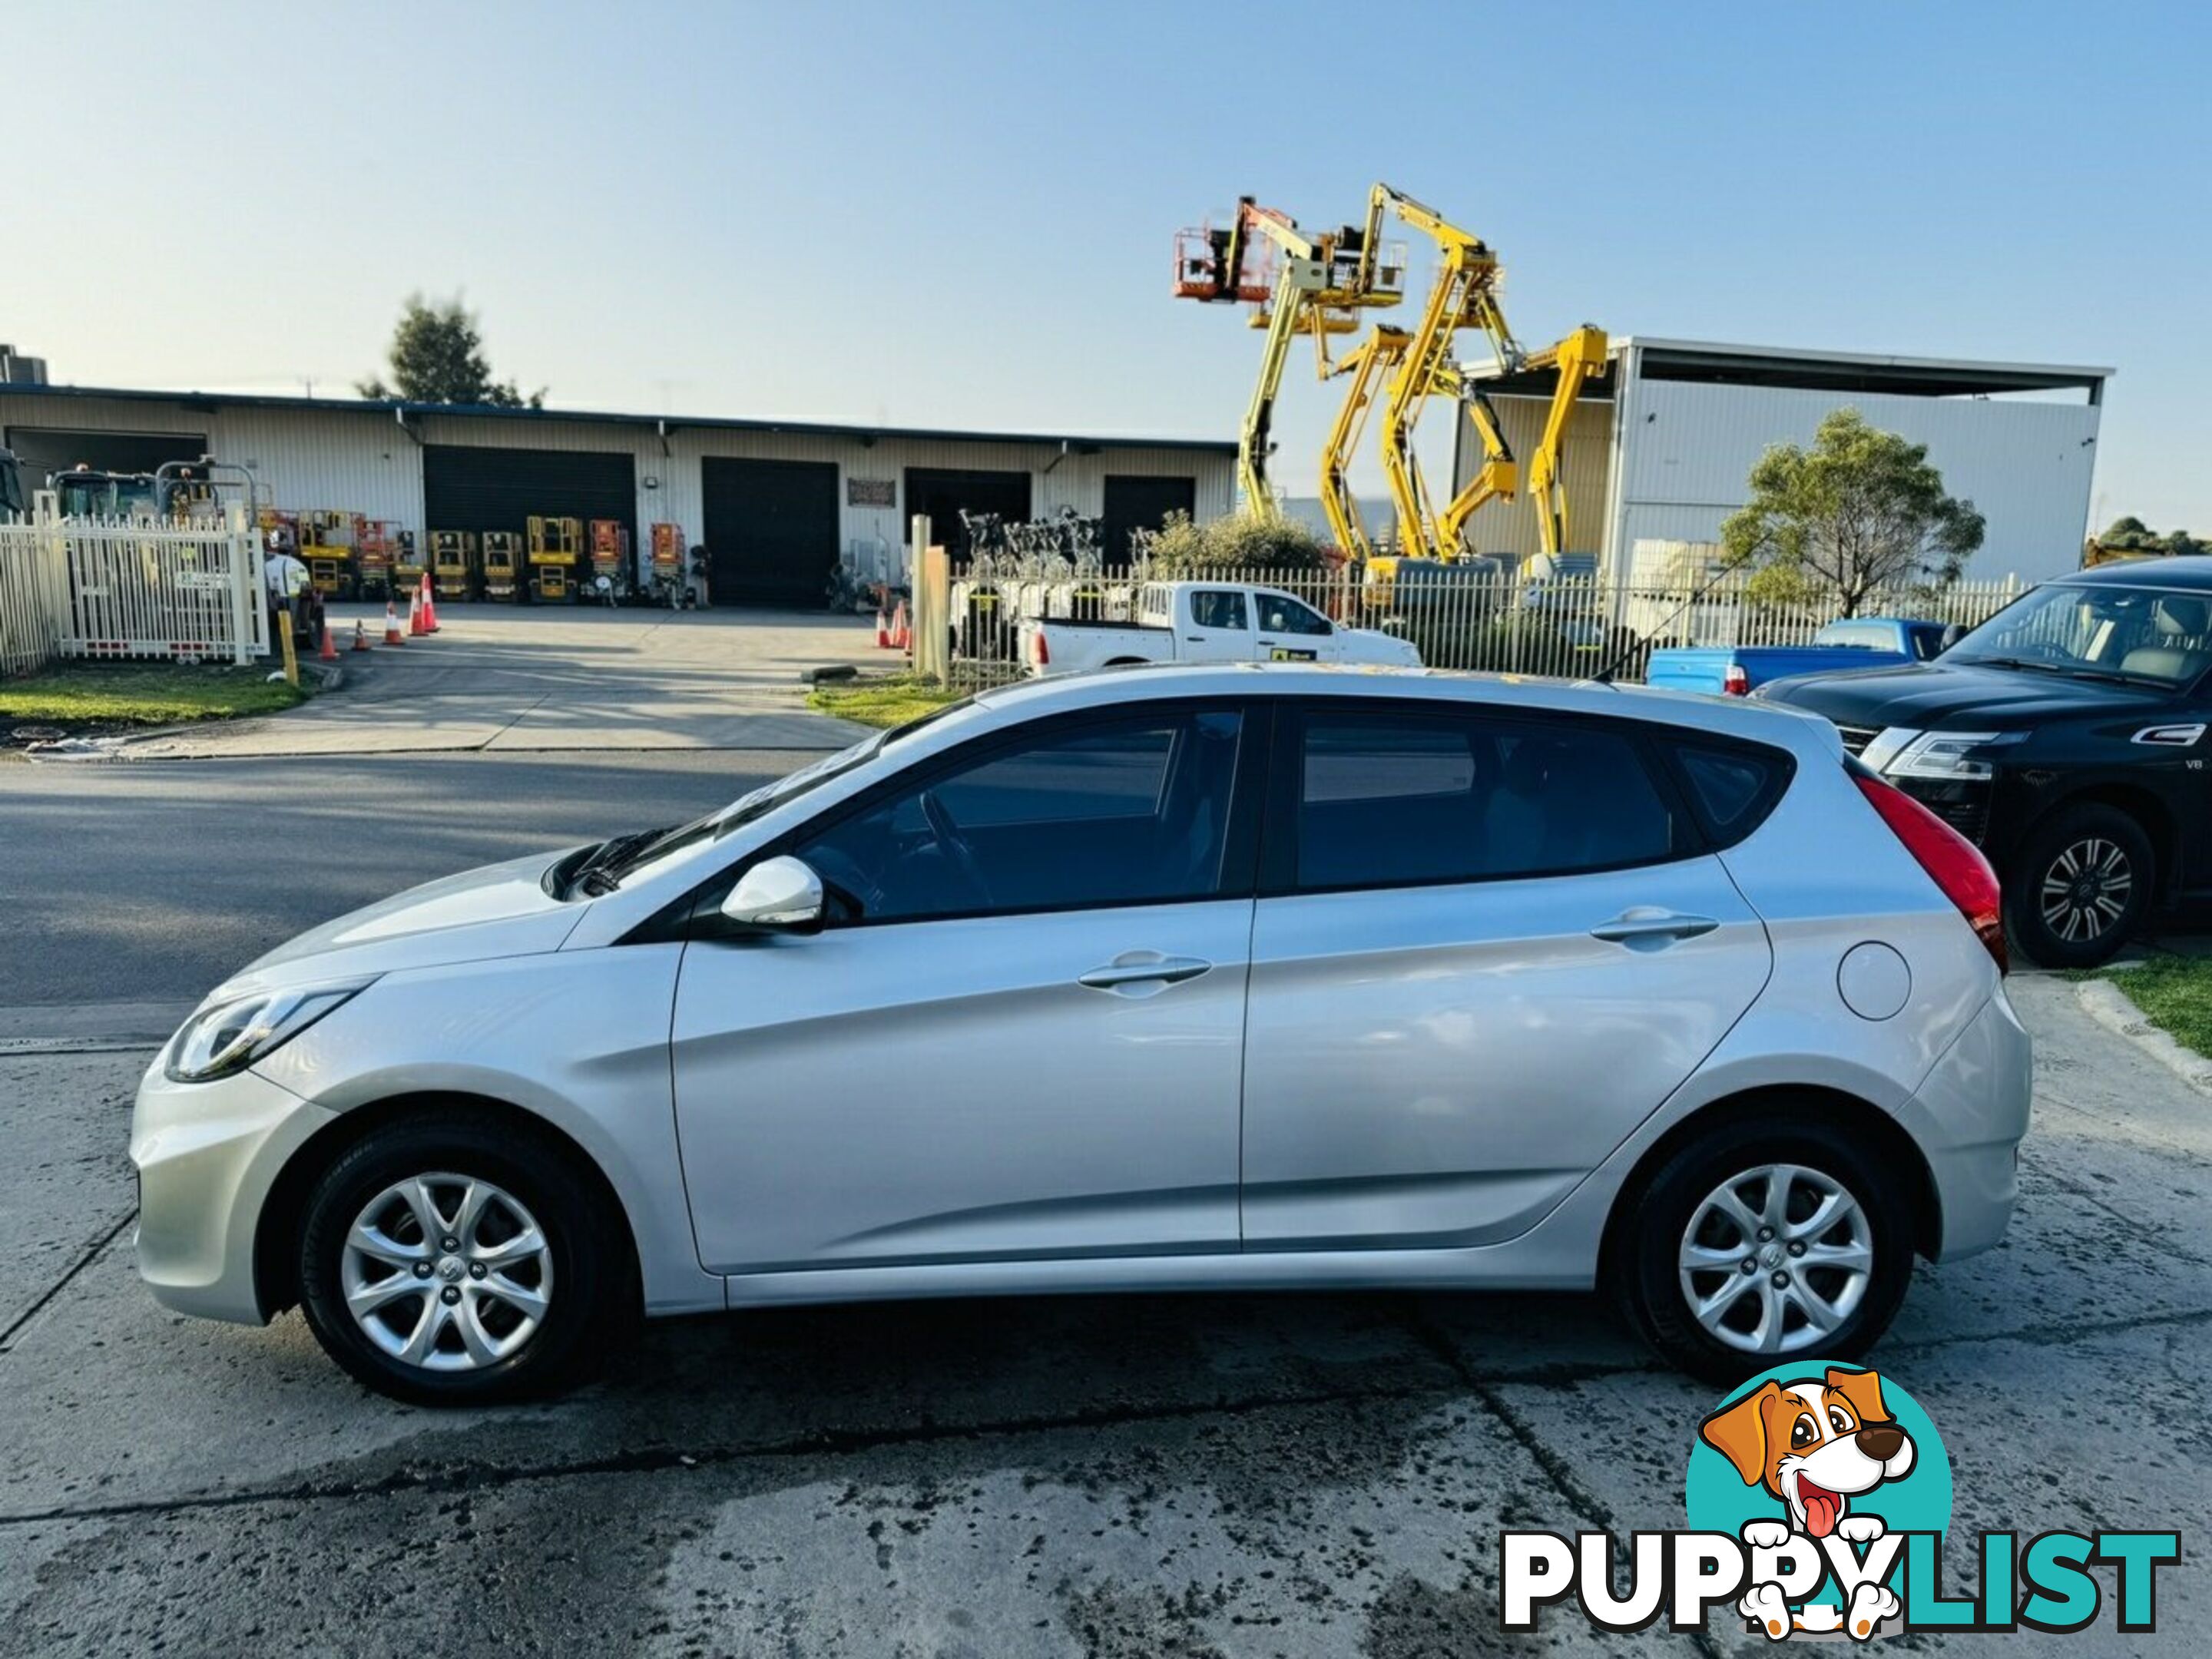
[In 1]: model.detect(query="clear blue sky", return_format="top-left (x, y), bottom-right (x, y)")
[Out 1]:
top-left (8, 0), bottom-right (2206, 528)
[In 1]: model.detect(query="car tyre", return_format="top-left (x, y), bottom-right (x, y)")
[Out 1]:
top-left (296, 1111), bottom-right (632, 1406)
top-left (2004, 803), bottom-right (2152, 969)
top-left (1611, 1118), bottom-right (1916, 1386)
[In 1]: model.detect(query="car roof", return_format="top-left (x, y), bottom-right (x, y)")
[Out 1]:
top-left (2057, 555), bottom-right (2212, 592)
top-left (970, 662), bottom-right (1843, 753)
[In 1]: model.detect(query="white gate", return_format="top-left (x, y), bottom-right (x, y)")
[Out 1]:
top-left (0, 492), bottom-right (266, 673)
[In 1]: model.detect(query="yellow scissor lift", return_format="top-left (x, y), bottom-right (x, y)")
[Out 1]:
top-left (527, 516), bottom-right (582, 602)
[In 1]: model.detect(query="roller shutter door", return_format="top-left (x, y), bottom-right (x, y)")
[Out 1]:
top-left (903, 468), bottom-right (1031, 561)
top-left (5, 428), bottom-right (208, 487)
top-left (422, 445), bottom-right (635, 549)
top-left (700, 458), bottom-right (841, 608)
top-left (1101, 475), bottom-right (1197, 569)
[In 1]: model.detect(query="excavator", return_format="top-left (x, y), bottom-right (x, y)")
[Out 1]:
top-left (1332, 184), bottom-right (1608, 578)
top-left (1174, 197), bottom-right (1405, 517)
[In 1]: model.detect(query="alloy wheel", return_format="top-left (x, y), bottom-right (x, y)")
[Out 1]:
top-left (340, 1173), bottom-right (555, 1372)
top-left (2040, 837), bottom-right (2133, 945)
top-left (1677, 1164), bottom-right (1872, 1356)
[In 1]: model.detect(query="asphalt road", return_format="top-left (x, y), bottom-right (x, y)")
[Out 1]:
top-left (0, 750), bottom-right (819, 1024)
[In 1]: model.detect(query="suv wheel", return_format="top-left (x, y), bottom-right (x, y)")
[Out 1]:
top-left (2005, 803), bottom-right (2152, 969)
top-left (297, 1112), bottom-right (630, 1405)
top-left (1611, 1120), bottom-right (1916, 1385)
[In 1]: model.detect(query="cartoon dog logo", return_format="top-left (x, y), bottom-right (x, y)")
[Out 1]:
top-left (1700, 1366), bottom-right (1916, 1639)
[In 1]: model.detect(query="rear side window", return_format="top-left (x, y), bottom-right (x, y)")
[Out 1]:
top-left (1665, 740), bottom-right (1794, 847)
top-left (1189, 589), bottom-right (1249, 630)
top-left (1290, 710), bottom-right (1684, 890)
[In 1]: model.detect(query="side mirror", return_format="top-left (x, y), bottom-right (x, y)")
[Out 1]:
top-left (719, 855), bottom-right (826, 934)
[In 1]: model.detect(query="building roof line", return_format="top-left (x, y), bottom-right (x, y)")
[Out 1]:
top-left (0, 381), bottom-right (1239, 455)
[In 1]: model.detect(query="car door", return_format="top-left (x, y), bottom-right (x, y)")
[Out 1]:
top-left (1240, 700), bottom-right (1773, 1251)
top-left (671, 702), bottom-right (1261, 1275)
top-left (1253, 591), bottom-right (1339, 661)
top-left (1176, 587), bottom-right (1258, 663)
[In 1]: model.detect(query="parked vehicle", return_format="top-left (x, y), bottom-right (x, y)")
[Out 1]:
top-left (1020, 580), bottom-right (1420, 675)
top-left (1760, 558), bottom-right (2212, 967)
top-left (1647, 617), bottom-right (1956, 697)
top-left (134, 663), bottom-right (2028, 1401)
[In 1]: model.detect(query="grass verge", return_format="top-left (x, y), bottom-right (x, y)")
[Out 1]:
top-left (0, 662), bottom-right (309, 726)
top-left (806, 673), bottom-right (965, 730)
top-left (2094, 954), bottom-right (2212, 1057)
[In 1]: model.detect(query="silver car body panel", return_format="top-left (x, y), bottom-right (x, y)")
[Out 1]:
top-left (130, 663), bottom-right (2030, 1329)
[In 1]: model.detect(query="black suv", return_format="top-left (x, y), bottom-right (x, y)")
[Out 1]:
top-left (1759, 558), bottom-right (2212, 967)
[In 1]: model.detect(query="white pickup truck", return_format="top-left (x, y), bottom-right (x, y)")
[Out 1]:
top-left (1020, 581), bottom-right (1421, 677)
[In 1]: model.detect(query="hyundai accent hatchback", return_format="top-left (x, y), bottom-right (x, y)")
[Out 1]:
top-left (131, 664), bottom-right (2030, 1401)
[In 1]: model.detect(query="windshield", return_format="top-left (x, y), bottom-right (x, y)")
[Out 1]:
top-left (572, 693), bottom-right (982, 895)
top-left (1945, 582), bottom-right (2212, 687)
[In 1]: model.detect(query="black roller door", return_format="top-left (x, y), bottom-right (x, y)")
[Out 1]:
top-left (1101, 475), bottom-right (1197, 569)
top-left (905, 468), bottom-right (1031, 561)
top-left (701, 458), bottom-right (840, 608)
top-left (422, 445), bottom-right (635, 549)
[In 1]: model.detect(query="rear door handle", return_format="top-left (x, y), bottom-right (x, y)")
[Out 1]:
top-left (1589, 909), bottom-right (1720, 947)
top-left (1078, 952), bottom-right (1213, 992)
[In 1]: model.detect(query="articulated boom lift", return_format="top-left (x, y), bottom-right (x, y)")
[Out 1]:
top-left (1174, 197), bottom-right (1405, 518)
top-left (1353, 184), bottom-right (1608, 568)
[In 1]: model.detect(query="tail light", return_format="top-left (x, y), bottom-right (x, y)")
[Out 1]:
top-left (1853, 772), bottom-right (2005, 972)
top-left (1030, 629), bottom-right (1049, 668)
top-left (1722, 664), bottom-right (1750, 696)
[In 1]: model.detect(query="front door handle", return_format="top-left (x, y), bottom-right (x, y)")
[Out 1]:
top-left (1589, 909), bottom-right (1720, 948)
top-left (1078, 952), bottom-right (1213, 992)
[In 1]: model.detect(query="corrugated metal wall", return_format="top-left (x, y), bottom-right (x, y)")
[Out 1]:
top-left (1608, 376), bottom-right (2101, 584)
top-left (0, 395), bottom-right (1235, 592)
top-left (1448, 395), bottom-right (1614, 564)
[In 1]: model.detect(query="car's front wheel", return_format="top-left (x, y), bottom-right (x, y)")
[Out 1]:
top-left (2005, 803), bottom-right (2152, 969)
top-left (1611, 1120), bottom-right (1916, 1384)
top-left (296, 1111), bottom-right (631, 1405)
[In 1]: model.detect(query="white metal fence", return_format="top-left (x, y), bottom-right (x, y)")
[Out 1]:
top-left (0, 493), bottom-right (266, 677)
top-left (942, 561), bottom-right (2028, 685)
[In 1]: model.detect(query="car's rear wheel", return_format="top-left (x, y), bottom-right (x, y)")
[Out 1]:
top-left (1611, 1120), bottom-right (1916, 1385)
top-left (296, 1112), bottom-right (630, 1405)
top-left (2005, 803), bottom-right (2152, 969)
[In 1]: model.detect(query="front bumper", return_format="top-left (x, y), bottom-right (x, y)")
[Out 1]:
top-left (1899, 985), bottom-right (2034, 1261)
top-left (130, 1055), bottom-right (335, 1324)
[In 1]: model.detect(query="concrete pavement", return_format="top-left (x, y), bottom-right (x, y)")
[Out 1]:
top-left (2, 975), bottom-right (2209, 1655)
top-left (110, 604), bottom-right (880, 758)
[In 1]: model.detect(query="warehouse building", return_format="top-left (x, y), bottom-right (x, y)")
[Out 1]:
top-left (0, 379), bottom-right (1235, 603)
top-left (1453, 338), bottom-right (2111, 584)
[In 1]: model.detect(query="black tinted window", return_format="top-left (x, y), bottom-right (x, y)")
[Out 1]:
top-left (1668, 741), bottom-right (1791, 845)
top-left (799, 711), bottom-right (1243, 921)
top-left (1190, 589), bottom-right (1248, 630)
top-left (1294, 711), bottom-right (1680, 889)
top-left (1259, 594), bottom-right (1330, 636)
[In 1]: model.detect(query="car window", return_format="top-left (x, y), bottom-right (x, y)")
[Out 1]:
top-left (1189, 589), bottom-right (1249, 630)
top-left (796, 710), bottom-right (1244, 922)
top-left (1293, 710), bottom-right (1681, 890)
top-left (1667, 741), bottom-right (1793, 846)
top-left (1258, 594), bottom-right (1331, 636)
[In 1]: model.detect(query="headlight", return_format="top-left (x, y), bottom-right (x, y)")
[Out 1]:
top-left (164, 980), bottom-right (373, 1083)
top-left (1876, 729), bottom-right (2024, 781)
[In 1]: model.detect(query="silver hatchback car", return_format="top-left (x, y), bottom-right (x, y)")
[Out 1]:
top-left (132, 664), bottom-right (2030, 1402)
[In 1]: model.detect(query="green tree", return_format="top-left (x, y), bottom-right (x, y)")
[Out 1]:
top-left (1720, 408), bottom-right (1985, 616)
top-left (357, 294), bottom-right (545, 407)
top-left (1144, 510), bottom-right (1330, 575)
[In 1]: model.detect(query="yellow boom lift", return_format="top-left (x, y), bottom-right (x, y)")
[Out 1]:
top-left (1174, 198), bottom-right (1404, 518)
top-left (1345, 184), bottom-right (1608, 569)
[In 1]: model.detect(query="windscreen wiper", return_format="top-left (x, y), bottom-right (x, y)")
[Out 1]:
top-left (566, 827), bottom-right (671, 898)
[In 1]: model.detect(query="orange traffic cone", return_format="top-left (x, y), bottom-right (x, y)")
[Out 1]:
top-left (419, 578), bottom-right (440, 634)
top-left (316, 618), bottom-right (338, 663)
top-left (875, 604), bottom-right (892, 649)
top-left (352, 618), bottom-right (372, 651)
top-left (888, 599), bottom-right (910, 651)
top-left (383, 597), bottom-right (406, 646)
top-left (407, 583), bottom-right (426, 636)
